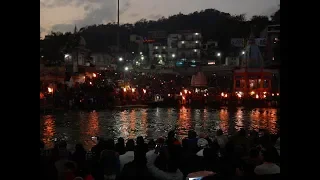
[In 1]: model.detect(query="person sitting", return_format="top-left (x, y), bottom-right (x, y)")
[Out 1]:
top-left (136, 136), bottom-right (148, 153)
top-left (116, 148), bottom-right (154, 180)
top-left (119, 139), bottom-right (135, 172)
top-left (100, 138), bottom-right (119, 180)
top-left (214, 129), bottom-right (228, 149)
top-left (71, 144), bottom-right (87, 173)
top-left (146, 146), bottom-right (183, 180)
top-left (254, 148), bottom-right (280, 175)
top-left (115, 137), bottom-right (126, 155)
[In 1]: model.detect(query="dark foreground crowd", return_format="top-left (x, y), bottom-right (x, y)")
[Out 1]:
top-left (40, 129), bottom-right (280, 180)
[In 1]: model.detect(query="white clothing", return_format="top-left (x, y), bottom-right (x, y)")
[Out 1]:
top-left (119, 151), bottom-right (134, 172)
top-left (254, 163), bottom-right (280, 175)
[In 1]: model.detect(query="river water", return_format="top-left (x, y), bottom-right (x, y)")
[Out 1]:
top-left (40, 107), bottom-right (279, 150)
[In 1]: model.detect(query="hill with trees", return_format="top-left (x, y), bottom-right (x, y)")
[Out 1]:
top-left (40, 8), bottom-right (279, 65)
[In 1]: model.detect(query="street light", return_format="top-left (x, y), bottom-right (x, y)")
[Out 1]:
top-left (140, 52), bottom-right (143, 55)
top-left (124, 66), bottom-right (129, 71)
top-left (172, 54), bottom-right (175, 58)
top-left (119, 57), bottom-right (123, 61)
top-left (141, 56), bottom-right (144, 60)
top-left (216, 52), bottom-right (221, 65)
top-left (242, 51), bottom-right (245, 55)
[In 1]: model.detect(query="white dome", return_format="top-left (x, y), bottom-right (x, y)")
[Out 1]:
top-left (191, 72), bottom-right (207, 87)
top-left (242, 35), bottom-right (264, 68)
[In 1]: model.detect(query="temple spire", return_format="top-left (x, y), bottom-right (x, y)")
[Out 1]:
top-left (74, 25), bottom-right (78, 34)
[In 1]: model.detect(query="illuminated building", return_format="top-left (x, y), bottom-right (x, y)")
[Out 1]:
top-left (233, 33), bottom-right (279, 98)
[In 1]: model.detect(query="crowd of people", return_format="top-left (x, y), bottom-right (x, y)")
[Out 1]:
top-left (40, 129), bottom-right (280, 180)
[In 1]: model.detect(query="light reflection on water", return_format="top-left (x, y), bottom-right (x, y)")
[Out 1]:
top-left (40, 107), bottom-right (279, 150)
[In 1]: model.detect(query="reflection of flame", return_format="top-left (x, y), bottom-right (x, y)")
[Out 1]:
top-left (42, 115), bottom-right (55, 149)
top-left (219, 109), bottom-right (229, 133)
top-left (177, 106), bottom-right (191, 139)
top-left (87, 111), bottom-right (99, 139)
top-left (119, 111), bottom-right (129, 138)
top-left (129, 110), bottom-right (136, 139)
top-left (250, 108), bottom-right (278, 133)
top-left (140, 109), bottom-right (148, 137)
top-left (235, 108), bottom-right (243, 131)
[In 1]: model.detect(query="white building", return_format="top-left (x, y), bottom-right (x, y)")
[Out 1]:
top-left (149, 43), bottom-right (168, 65)
top-left (176, 31), bottom-right (202, 62)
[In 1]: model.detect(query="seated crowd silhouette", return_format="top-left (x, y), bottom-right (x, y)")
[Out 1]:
top-left (40, 129), bottom-right (280, 180)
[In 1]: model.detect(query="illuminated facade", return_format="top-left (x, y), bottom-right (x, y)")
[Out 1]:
top-left (176, 31), bottom-right (202, 64)
top-left (233, 33), bottom-right (278, 98)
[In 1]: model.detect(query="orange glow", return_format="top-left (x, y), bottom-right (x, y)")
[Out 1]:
top-left (123, 87), bottom-right (127, 92)
top-left (143, 89), bottom-right (146, 94)
top-left (237, 94), bottom-right (242, 98)
top-left (277, 93), bottom-right (279, 96)
top-left (40, 92), bottom-right (45, 99)
top-left (180, 92), bottom-right (183, 96)
top-left (93, 73), bottom-right (97, 78)
top-left (132, 88), bottom-right (135, 93)
top-left (235, 108), bottom-right (244, 131)
top-left (42, 115), bottom-right (55, 149)
top-left (204, 94), bottom-right (206, 97)
top-left (219, 109), bottom-right (229, 133)
top-left (221, 92), bottom-right (224, 96)
top-left (184, 89), bottom-right (188, 94)
top-left (188, 91), bottom-right (191, 94)
top-left (182, 96), bottom-right (185, 100)
top-left (177, 106), bottom-right (191, 139)
top-left (272, 93), bottom-right (274, 96)
top-left (250, 91), bottom-right (255, 95)
top-left (224, 94), bottom-right (228, 98)
top-left (85, 111), bottom-right (99, 149)
top-left (255, 94), bottom-right (259, 99)
top-left (47, 87), bottom-right (53, 93)
top-left (129, 110), bottom-right (136, 139)
top-left (89, 82), bottom-right (92, 85)
top-left (263, 91), bottom-right (267, 94)
top-left (263, 95), bottom-right (266, 98)
top-left (168, 94), bottom-right (171, 97)
top-left (250, 108), bottom-right (278, 134)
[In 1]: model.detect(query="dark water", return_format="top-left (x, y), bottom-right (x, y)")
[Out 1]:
top-left (40, 107), bottom-right (279, 150)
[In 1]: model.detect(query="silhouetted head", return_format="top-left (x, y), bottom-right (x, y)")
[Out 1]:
top-left (168, 130), bottom-right (175, 139)
top-left (182, 138), bottom-right (188, 149)
top-left (75, 143), bottom-right (85, 152)
top-left (105, 138), bottom-right (115, 150)
top-left (64, 161), bottom-right (76, 172)
top-left (117, 137), bottom-right (125, 145)
top-left (134, 148), bottom-right (147, 165)
top-left (262, 147), bottom-right (279, 163)
top-left (249, 147), bottom-right (260, 158)
top-left (136, 136), bottom-right (144, 145)
top-left (216, 129), bottom-right (223, 136)
top-left (157, 146), bottom-right (179, 173)
top-left (156, 137), bottom-right (165, 145)
top-left (126, 139), bottom-right (135, 151)
top-left (239, 128), bottom-right (246, 137)
top-left (249, 130), bottom-right (258, 137)
top-left (59, 140), bottom-right (67, 149)
top-left (188, 130), bottom-right (197, 139)
top-left (148, 139), bottom-right (156, 150)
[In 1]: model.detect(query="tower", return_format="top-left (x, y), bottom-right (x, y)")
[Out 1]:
top-left (242, 32), bottom-right (264, 68)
